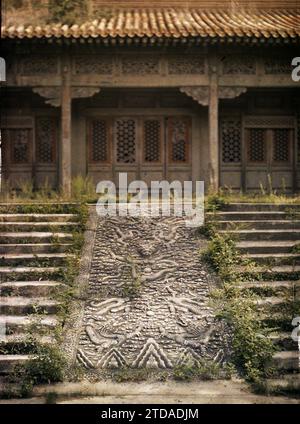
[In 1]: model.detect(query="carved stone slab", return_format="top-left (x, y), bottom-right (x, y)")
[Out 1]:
top-left (73, 215), bottom-right (231, 378)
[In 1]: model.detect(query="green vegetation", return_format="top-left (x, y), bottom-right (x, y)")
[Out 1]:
top-left (173, 360), bottom-right (233, 382)
top-left (0, 176), bottom-right (98, 204)
top-left (13, 343), bottom-right (67, 397)
top-left (206, 185), bottom-right (300, 205)
top-left (48, 0), bottom-right (86, 23)
top-left (7, 0), bottom-right (115, 25)
top-left (201, 210), bottom-right (277, 389)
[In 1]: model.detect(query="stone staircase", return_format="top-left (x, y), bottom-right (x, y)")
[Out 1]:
top-left (0, 209), bottom-right (78, 374)
top-left (210, 203), bottom-right (300, 385)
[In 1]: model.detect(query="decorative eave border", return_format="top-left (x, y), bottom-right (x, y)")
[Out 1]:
top-left (2, 35), bottom-right (300, 47)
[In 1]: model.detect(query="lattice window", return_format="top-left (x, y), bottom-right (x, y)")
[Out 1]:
top-left (221, 119), bottom-right (241, 163)
top-left (1, 129), bottom-right (9, 166)
top-left (143, 120), bottom-right (161, 163)
top-left (247, 129), bottom-right (266, 162)
top-left (10, 129), bottom-right (31, 164)
top-left (168, 118), bottom-right (189, 163)
top-left (36, 117), bottom-right (56, 163)
top-left (273, 129), bottom-right (290, 163)
top-left (90, 120), bottom-right (109, 163)
top-left (115, 119), bottom-right (136, 164)
top-left (168, 57), bottom-right (205, 75)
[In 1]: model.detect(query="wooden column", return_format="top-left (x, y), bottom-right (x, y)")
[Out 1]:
top-left (60, 56), bottom-right (72, 197)
top-left (208, 68), bottom-right (219, 191)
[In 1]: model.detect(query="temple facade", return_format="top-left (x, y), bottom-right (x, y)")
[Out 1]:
top-left (1, 1), bottom-right (300, 195)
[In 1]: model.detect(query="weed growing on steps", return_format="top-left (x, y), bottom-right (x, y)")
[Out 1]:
top-left (205, 190), bottom-right (229, 213)
top-left (10, 343), bottom-right (67, 398)
top-left (173, 360), bottom-right (234, 382)
top-left (201, 210), bottom-right (276, 390)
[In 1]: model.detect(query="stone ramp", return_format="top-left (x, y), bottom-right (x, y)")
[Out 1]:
top-left (67, 215), bottom-right (230, 377)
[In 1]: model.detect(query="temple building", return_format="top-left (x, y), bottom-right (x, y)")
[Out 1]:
top-left (1, 0), bottom-right (300, 195)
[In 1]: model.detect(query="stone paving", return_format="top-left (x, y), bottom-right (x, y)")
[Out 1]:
top-left (71, 214), bottom-right (230, 377)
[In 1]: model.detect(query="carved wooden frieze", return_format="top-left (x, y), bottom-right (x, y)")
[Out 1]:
top-left (219, 87), bottom-right (247, 99)
top-left (179, 86), bottom-right (209, 106)
top-left (71, 55), bottom-right (207, 76)
top-left (33, 87), bottom-right (101, 107)
top-left (222, 55), bottom-right (255, 75)
top-left (264, 58), bottom-right (292, 75)
top-left (180, 86), bottom-right (247, 105)
top-left (22, 57), bottom-right (58, 75)
top-left (168, 57), bottom-right (205, 75)
top-left (73, 56), bottom-right (113, 75)
top-left (72, 87), bottom-right (101, 99)
top-left (121, 57), bottom-right (160, 75)
top-left (33, 87), bottom-right (61, 107)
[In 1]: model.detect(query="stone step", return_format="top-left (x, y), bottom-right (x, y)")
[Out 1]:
top-left (2, 334), bottom-right (54, 346)
top-left (0, 243), bottom-right (72, 254)
top-left (0, 315), bottom-right (58, 334)
top-left (0, 281), bottom-right (62, 297)
top-left (262, 313), bottom-right (295, 331)
top-left (255, 296), bottom-right (286, 312)
top-left (0, 355), bottom-right (31, 374)
top-left (266, 374), bottom-right (300, 391)
top-left (0, 253), bottom-right (75, 266)
top-left (0, 214), bottom-right (77, 223)
top-left (220, 229), bottom-right (300, 241)
top-left (0, 297), bottom-right (60, 315)
top-left (215, 220), bottom-right (300, 230)
top-left (236, 241), bottom-right (298, 254)
top-left (272, 351), bottom-right (300, 372)
top-left (0, 267), bottom-right (61, 282)
top-left (238, 280), bottom-right (298, 296)
top-left (0, 232), bottom-right (73, 244)
top-left (237, 265), bottom-right (300, 280)
top-left (208, 211), bottom-right (300, 221)
top-left (269, 332), bottom-right (298, 351)
top-left (243, 253), bottom-right (300, 265)
top-left (222, 203), bottom-right (300, 212)
top-left (0, 222), bottom-right (77, 232)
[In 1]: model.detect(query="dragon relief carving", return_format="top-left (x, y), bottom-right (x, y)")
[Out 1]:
top-left (76, 216), bottom-right (230, 371)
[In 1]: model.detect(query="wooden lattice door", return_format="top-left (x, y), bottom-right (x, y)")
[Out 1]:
top-left (113, 117), bottom-right (138, 185)
top-left (88, 115), bottom-right (192, 187)
top-left (245, 127), bottom-right (294, 191)
top-left (1, 123), bottom-right (34, 186)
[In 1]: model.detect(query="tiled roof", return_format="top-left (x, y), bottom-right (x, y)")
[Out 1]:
top-left (2, 8), bottom-right (300, 39)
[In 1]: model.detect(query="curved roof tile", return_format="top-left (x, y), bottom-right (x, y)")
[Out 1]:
top-left (1, 8), bottom-right (300, 39)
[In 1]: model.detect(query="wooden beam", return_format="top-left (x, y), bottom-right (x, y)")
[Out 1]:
top-left (208, 68), bottom-right (219, 191)
top-left (60, 56), bottom-right (72, 197)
